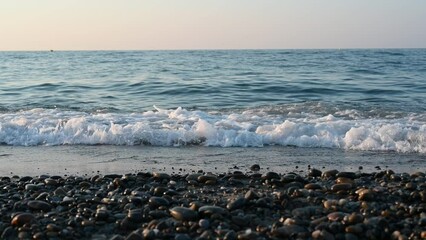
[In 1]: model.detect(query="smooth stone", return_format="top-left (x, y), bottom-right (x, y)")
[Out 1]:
top-left (53, 187), bottom-right (67, 196)
top-left (1, 226), bottom-right (17, 239)
top-left (185, 173), bottom-right (202, 181)
top-left (79, 181), bottom-right (91, 188)
top-left (292, 206), bottom-right (323, 218)
top-left (237, 231), bottom-right (260, 240)
top-left (149, 210), bottom-right (169, 219)
top-left (25, 184), bottom-right (40, 191)
top-left (323, 200), bottom-right (338, 210)
top-left (153, 186), bottom-right (168, 196)
top-left (336, 172), bottom-right (356, 179)
top-left (18, 232), bottom-right (31, 239)
top-left (345, 224), bottom-right (363, 234)
top-left (305, 183), bottom-right (322, 190)
top-left (19, 176), bottom-right (33, 182)
top-left (322, 170), bottom-right (339, 179)
top-left (226, 197), bottom-right (246, 210)
top-left (357, 189), bottom-right (375, 201)
top-left (336, 177), bottom-right (354, 185)
top-left (125, 230), bottom-right (143, 240)
top-left (175, 234), bottom-right (191, 240)
top-left (62, 196), bottom-right (75, 204)
top-left (250, 164), bottom-right (260, 171)
top-left (198, 205), bottom-right (228, 216)
top-left (197, 174), bottom-right (217, 183)
top-left (224, 230), bottom-right (237, 240)
top-left (263, 172), bottom-right (280, 180)
top-left (44, 178), bottom-right (59, 186)
top-left (244, 190), bottom-right (259, 200)
top-left (46, 223), bottom-right (61, 232)
top-left (345, 213), bottom-right (364, 224)
top-left (148, 197), bottom-right (170, 208)
top-left (28, 200), bottom-right (53, 212)
top-left (345, 233), bottom-right (359, 240)
top-left (153, 172), bottom-right (170, 180)
top-left (35, 192), bottom-right (49, 201)
top-left (95, 209), bottom-right (109, 220)
top-left (327, 212), bottom-right (348, 222)
top-left (199, 219), bottom-right (210, 229)
top-left (104, 174), bottom-right (122, 179)
top-left (309, 168), bottom-right (322, 177)
top-left (170, 207), bottom-right (198, 221)
top-left (231, 215), bottom-right (249, 227)
top-left (127, 209), bottom-right (144, 223)
top-left (331, 183), bottom-right (352, 192)
top-left (11, 213), bottom-right (36, 226)
top-left (142, 229), bottom-right (156, 239)
top-left (320, 230), bottom-right (335, 240)
top-left (272, 225), bottom-right (308, 237)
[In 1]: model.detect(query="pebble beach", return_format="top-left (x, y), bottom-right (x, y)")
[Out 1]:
top-left (1, 166), bottom-right (425, 240)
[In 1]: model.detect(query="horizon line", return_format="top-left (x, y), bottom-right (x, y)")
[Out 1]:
top-left (1, 47), bottom-right (426, 52)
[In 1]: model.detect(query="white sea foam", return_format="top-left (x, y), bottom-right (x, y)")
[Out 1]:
top-left (0, 107), bottom-right (425, 153)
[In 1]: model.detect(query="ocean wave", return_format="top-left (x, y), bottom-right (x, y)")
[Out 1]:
top-left (0, 107), bottom-right (425, 153)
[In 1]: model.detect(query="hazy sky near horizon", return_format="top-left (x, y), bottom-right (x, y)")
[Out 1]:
top-left (1, 0), bottom-right (425, 51)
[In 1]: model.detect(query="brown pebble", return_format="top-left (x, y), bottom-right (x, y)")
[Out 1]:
top-left (304, 183), bottom-right (322, 190)
top-left (327, 212), bottom-right (347, 221)
top-left (11, 213), bottom-right (36, 226)
top-left (345, 213), bottom-right (364, 224)
top-left (197, 174), bottom-right (217, 183)
top-left (336, 177), bottom-right (354, 185)
top-left (357, 188), bottom-right (375, 201)
top-left (153, 172), bottom-right (170, 180)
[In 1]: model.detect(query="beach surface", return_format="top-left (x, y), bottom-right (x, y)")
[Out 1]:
top-left (0, 158), bottom-right (425, 239)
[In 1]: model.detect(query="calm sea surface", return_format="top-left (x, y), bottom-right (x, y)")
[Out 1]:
top-left (0, 49), bottom-right (425, 153)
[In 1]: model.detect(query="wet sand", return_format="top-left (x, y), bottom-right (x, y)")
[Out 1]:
top-left (0, 146), bottom-right (425, 176)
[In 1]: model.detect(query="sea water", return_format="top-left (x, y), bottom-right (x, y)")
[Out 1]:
top-left (0, 49), bottom-right (425, 175)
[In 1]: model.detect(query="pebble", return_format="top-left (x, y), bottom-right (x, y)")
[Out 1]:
top-left (328, 212), bottom-right (348, 222)
top-left (305, 183), bottom-right (322, 190)
top-left (308, 168), bottom-right (322, 177)
top-left (226, 197), bottom-right (246, 210)
top-left (322, 169), bottom-right (339, 179)
top-left (272, 225), bottom-right (308, 238)
top-left (197, 174), bottom-right (217, 184)
top-left (250, 164), bottom-right (260, 171)
top-left (153, 172), bottom-right (170, 180)
top-left (148, 197), bottom-right (170, 208)
top-left (27, 200), bottom-right (53, 212)
top-left (331, 183), bottom-right (353, 192)
top-left (356, 188), bottom-right (375, 201)
top-left (11, 213), bottom-right (36, 226)
top-left (198, 205), bottom-right (228, 216)
top-left (169, 207), bottom-right (198, 221)
top-left (244, 190), bottom-right (259, 200)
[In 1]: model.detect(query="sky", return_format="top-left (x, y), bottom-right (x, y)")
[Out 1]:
top-left (1, 0), bottom-right (425, 51)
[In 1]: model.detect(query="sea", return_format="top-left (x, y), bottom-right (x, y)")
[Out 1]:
top-left (0, 49), bottom-right (425, 175)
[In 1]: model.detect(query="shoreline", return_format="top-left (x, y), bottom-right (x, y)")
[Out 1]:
top-left (1, 145), bottom-right (425, 177)
top-left (0, 167), bottom-right (425, 239)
